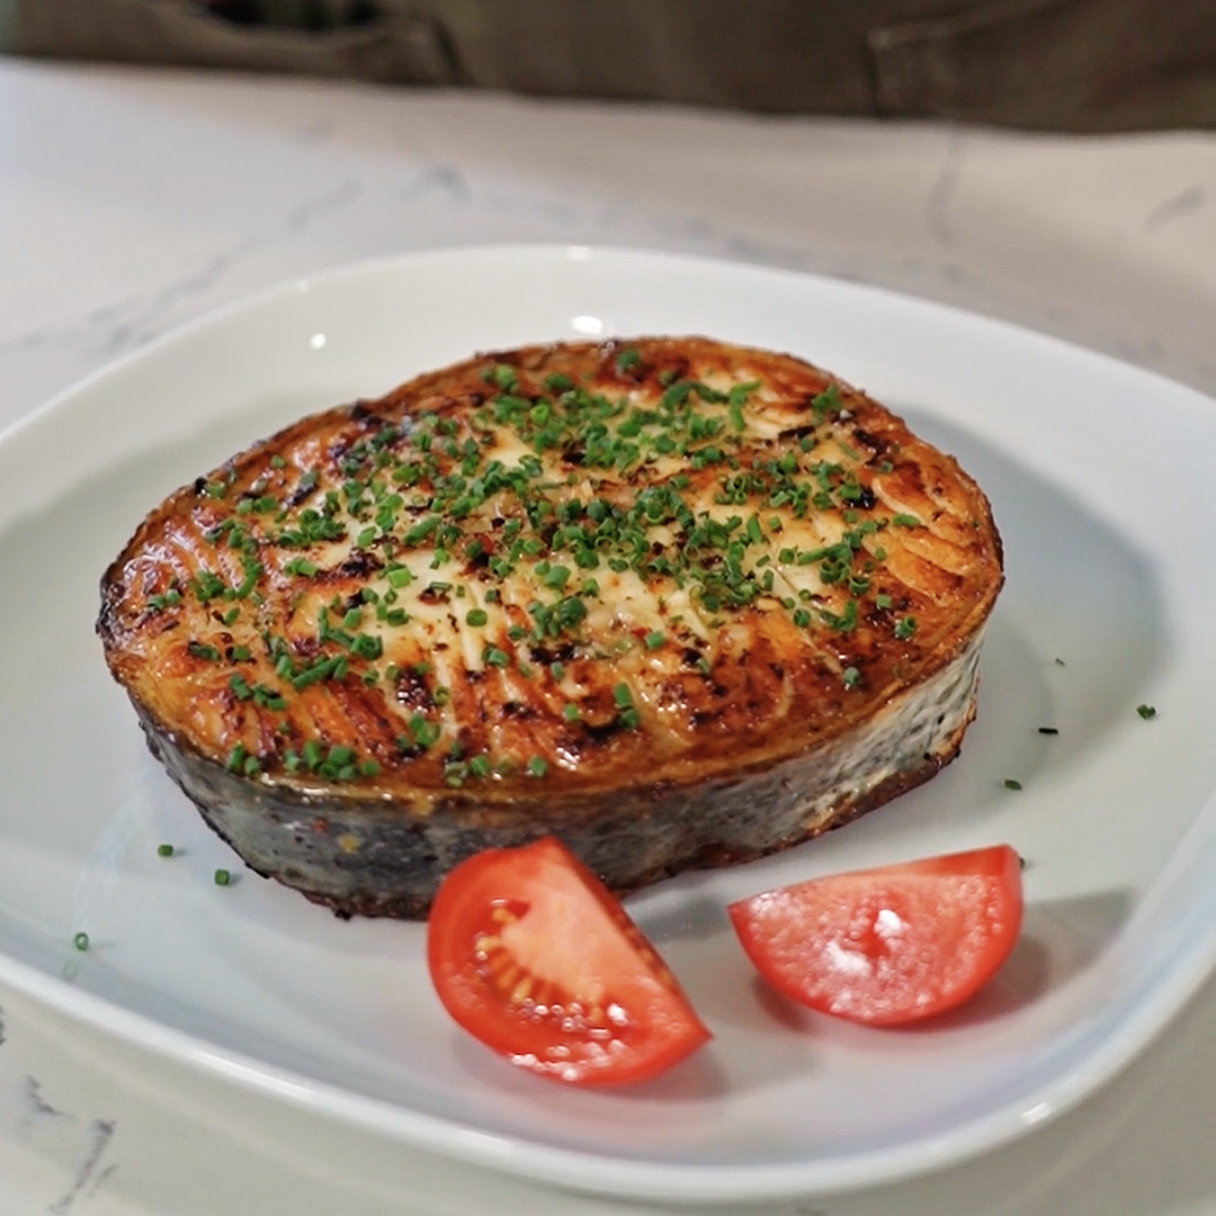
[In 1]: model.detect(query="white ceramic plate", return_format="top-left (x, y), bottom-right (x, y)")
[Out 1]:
top-left (2, 245), bottom-right (1215, 1204)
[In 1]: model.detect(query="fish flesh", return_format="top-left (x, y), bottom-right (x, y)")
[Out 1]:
top-left (98, 337), bottom-right (1003, 918)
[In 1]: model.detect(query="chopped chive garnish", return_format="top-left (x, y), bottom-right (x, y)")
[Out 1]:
top-left (73, 932), bottom-right (89, 952)
top-left (1136, 704), bottom-right (1157, 720)
top-left (408, 716), bottom-right (441, 748)
top-left (1002, 779), bottom-right (1023, 790)
top-left (490, 364), bottom-right (518, 391)
top-left (526, 755), bottom-right (548, 778)
top-left (140, 333), bottom-right (957, 764)
top-left (157, 843), bottom-right (175, 857)
top-left (214, 868), bottom-right (232, 886)
top-left (405, 516), bottom-right (441, 545)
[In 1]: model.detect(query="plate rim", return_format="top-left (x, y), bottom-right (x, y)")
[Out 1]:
top-left (2, 241), bottom-right (1215, 1203)
top-left (6, 240), bottom-right (1212, 458)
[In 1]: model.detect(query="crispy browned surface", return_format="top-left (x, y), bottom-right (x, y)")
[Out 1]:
top-left (99, 337), bottom-right (1002, 811)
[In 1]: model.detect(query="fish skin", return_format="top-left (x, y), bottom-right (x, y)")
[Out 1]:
top-left (98, 337), bottom-right (1003, 917)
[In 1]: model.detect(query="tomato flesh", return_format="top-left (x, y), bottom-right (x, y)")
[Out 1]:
top-left (728, 845), bottom-right (1023, 1025)
top-left (427, 837), bottom-right (710, 1085)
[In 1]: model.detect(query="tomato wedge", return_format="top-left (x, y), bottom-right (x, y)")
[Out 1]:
top-left (427, 837), bottom-right (711, 1086)
top-left (728, 844), bottom-right (1023, 1025)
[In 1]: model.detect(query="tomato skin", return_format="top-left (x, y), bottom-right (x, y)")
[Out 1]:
top-left (728, 845), bottom-right (1023, 1025)
top-left (427, 837), bottom-right (710, 1086)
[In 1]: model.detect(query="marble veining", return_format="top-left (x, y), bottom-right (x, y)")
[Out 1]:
top-left (1143, 183), bottom-right (1208, 231)
top-left (0, 175), bottom-right (366, 368)
top-left (48, 1118), bottom-right (116, 1215)
top-left (395, 162), bottom-right (472, 205)
top-left (22, 1076), bottom-right (66, 1125)
top-left (0, 56), bottom-right (1212, 1216)
top-left (924, 128), bottom-right (969, 248)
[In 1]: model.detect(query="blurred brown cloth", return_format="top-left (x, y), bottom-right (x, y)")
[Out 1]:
top-left (2, 0), bottom-right (1213, 130)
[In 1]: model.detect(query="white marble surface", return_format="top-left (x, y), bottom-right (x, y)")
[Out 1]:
top-left (0, 58), bottom-right (1214, 1214)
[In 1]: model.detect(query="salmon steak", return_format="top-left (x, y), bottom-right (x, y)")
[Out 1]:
top-left (98, 337), bottom-right (1003, 918)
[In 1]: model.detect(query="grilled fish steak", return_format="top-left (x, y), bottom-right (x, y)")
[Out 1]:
top-left (99, 337), bottom-right (1003, 918)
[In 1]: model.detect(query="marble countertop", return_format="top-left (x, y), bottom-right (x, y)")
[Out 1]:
top-left (1, 58), bottom-right (1214, 1214)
